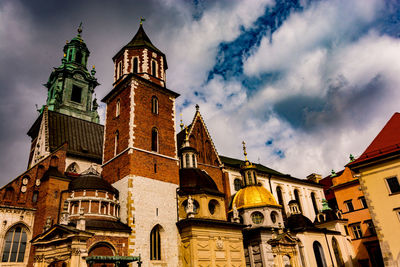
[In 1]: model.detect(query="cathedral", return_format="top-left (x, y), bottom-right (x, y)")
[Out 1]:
top-left (0, 23), bottom-right (356, 267)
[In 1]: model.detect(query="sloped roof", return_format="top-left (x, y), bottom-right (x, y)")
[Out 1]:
top-left (178, 168), bottom-right (224, 196)
top-left (349, 112), bottom-right (400, 167)
top-left (125, 24), bottom-right (163, 54)
top-left (47, 111), bottom-right (104, 162)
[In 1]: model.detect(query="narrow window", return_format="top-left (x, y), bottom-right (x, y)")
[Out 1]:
top-left (332, 237), bottom-right (344, 267)
top-left (117, 61), bottom-right (123, 79)
top-left (192, 154), bottom-right (196, 167)
top-left (133, 57), bottom-right (138, 73)
top-left (114, 131), bottom-right (119, 156)
top-left (152, 60), bottom-right (157, 77)
top-left (2, 225), bottom-right (28, 262)
top-left (313, 241), bottom-right (327, 267)
top-left (116, 100), bottom-right (120, 117)
top-left (234, 179), bottom-right (242, 191)
top-left (344, 200), bottom-right (354, 212)
top-left (151, 128), bottom-right (158, 152)
top-left (386, 177), bottom-right (400, 194)
top-left (359, 197), bottom-right (368, 209)
top-left (311, 192), bottom-right (319, 216)
top-left (154, 163), bottom-right (157, 173)
top-left (150, 225), bottom-right (161, 260)
top-left (151, 96), bottom-right (158, 114)
top-left (294, 189), bottom-right (302, 213)
top-left (32, 191), bottom-right (39, 203)
top-left (351, 223), bottom-right (363, 239)
top-left (75, 50), bottom-right (82, 64)
top-left (185, 154), bottom-right (190, 168)
top-left (71, 85), bottom-right (82, 103)
top-left (276, 186), bottom-right (286, 216)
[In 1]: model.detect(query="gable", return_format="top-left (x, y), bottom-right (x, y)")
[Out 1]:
top-left (179, 111), bottom-right (222, 167)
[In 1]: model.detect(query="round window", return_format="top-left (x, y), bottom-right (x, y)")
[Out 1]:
top-left (270, 211), bottom-right (278, 223)
top-left (251, 211), bottom-right (264, 224)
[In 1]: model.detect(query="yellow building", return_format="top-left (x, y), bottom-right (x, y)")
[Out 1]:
top-left (348, 113), bottom-right (400, 267)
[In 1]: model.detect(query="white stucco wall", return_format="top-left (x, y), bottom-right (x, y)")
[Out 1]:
top-left (113, 175), bottom-right (179, 267)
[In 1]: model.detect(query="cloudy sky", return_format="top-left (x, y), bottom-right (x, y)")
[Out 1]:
top-left (1, 0), bottom-right (400, 186)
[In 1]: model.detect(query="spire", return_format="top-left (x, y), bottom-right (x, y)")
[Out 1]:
top-left (242, 141), bottom-right (248, 161)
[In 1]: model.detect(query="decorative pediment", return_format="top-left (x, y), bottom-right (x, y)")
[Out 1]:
top-left (268, 231), bottom-right (298, 247)
top-left (32, 224), bottom-right (93, 245)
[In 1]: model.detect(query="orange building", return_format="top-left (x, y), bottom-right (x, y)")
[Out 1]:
top-left (331, 167), bottom-right (384, 267)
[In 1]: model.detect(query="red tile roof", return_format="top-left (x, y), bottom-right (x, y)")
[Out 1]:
top-left (348, 112), bottom-right (400, 167)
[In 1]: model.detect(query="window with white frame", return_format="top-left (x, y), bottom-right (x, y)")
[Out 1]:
top-left (2, 225), bottom-right (28, 262)
top-left (350, 223), bottom-right (363, 239)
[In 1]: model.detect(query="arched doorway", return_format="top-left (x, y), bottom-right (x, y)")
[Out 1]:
top-left (89, 242), bottom-right (115, 267)
top-left (313, 241), bottom-right (327, 267)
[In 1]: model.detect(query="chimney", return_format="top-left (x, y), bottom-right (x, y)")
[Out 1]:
top-left (307, 173), bottom-right (322, 183)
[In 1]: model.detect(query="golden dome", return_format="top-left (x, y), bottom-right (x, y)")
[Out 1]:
top-left (232, 185), bottom-right (280, 210)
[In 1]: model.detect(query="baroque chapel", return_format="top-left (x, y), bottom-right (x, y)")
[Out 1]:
top-left (0, 24), bottom-right (357, 267)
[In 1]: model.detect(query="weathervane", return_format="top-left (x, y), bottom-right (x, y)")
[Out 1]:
top-left (140, 17), bottom-right (146, 25)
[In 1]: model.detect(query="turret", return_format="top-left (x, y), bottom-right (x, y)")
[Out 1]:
top-left (44, 24), bottom-right (100, 123)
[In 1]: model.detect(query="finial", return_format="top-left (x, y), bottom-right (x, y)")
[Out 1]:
top-left (140, 17), bottom-right (146, 25)
top-left (195, 104), bottom-right (199, 111)
top-left (184, 125), bottom-right (189, 141)
top-left (77, 22), bottom-right (83, 35)
top-left (349, 154), bottom-right (355, 162)
top-left (322, 199), bottom-right (332, 211)
top-left (66, 40), bottom-right (69, 44)
top-left (242, 141), bottom-right (248, 161)
top-left (331, 169), bottom-right (337, 177)
top-left (91, 65), bottom-right (96, 76)
top-left (179, 113), bottom-right (184, 130)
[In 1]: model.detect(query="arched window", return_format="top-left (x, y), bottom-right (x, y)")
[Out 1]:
top-left (151, 128), bottom-right (158, 152)
top-left (270, 211), bottom-right (279, 223)
top-left (150, 225), bottom-right (161, 260)
top-left (313, 241), bottom-right (327, 267)
top-left (151, 60), bottom-right (157, 77)
top-left (2, 225), bottom-right (28, 262)
top-left (283, 255), bottom-right (291, 267)
top-left (208, 200), bottom-right (219, 215)
top-left (332, 237), bottom-right (344, 267)
top-left (294, 189), bottom-right (302, 213)
top-left (311, 192), bottom-right (319, 216)
top-left (234, 178), bottom-right (242, 191)
top-left (133, 57), bottom-right (139, 73)
top-left (151, 96), bottom-right (158, 114)
top-left (276, 186), bottom-right (286, 218)
top-left (117, 61), bottom-right (123, 78)
top-left (116, 99), bottom-right (120, 117)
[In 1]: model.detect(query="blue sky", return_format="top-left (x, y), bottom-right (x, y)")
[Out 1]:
top-left (1, 0), bottom-right (400, 185)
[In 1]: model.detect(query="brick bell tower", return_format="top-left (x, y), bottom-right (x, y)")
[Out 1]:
top-left (101, 22), bottom-right (180, 265)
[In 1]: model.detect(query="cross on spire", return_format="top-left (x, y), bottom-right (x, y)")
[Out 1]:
top-left (140, 17), bottom-right (146, 25)
top-left (77, 22), bottom-right (83, 35)
top-left (242, 141), bottom-right (248, 161)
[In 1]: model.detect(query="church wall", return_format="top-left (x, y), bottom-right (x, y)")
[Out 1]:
top-left (113, 175), bottom-right (179, 267)
top-left (86, 231), bottom-right (129, 257)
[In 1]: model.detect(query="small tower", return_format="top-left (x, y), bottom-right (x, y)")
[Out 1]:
top-left (44, 24), bottom-right (99, 123)
top-left (112, 23), bottom-right (167, 87)
top-left (179, 127), bottom-right (198, 168)
top-left (240, 141), bottom-right (258, 186)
